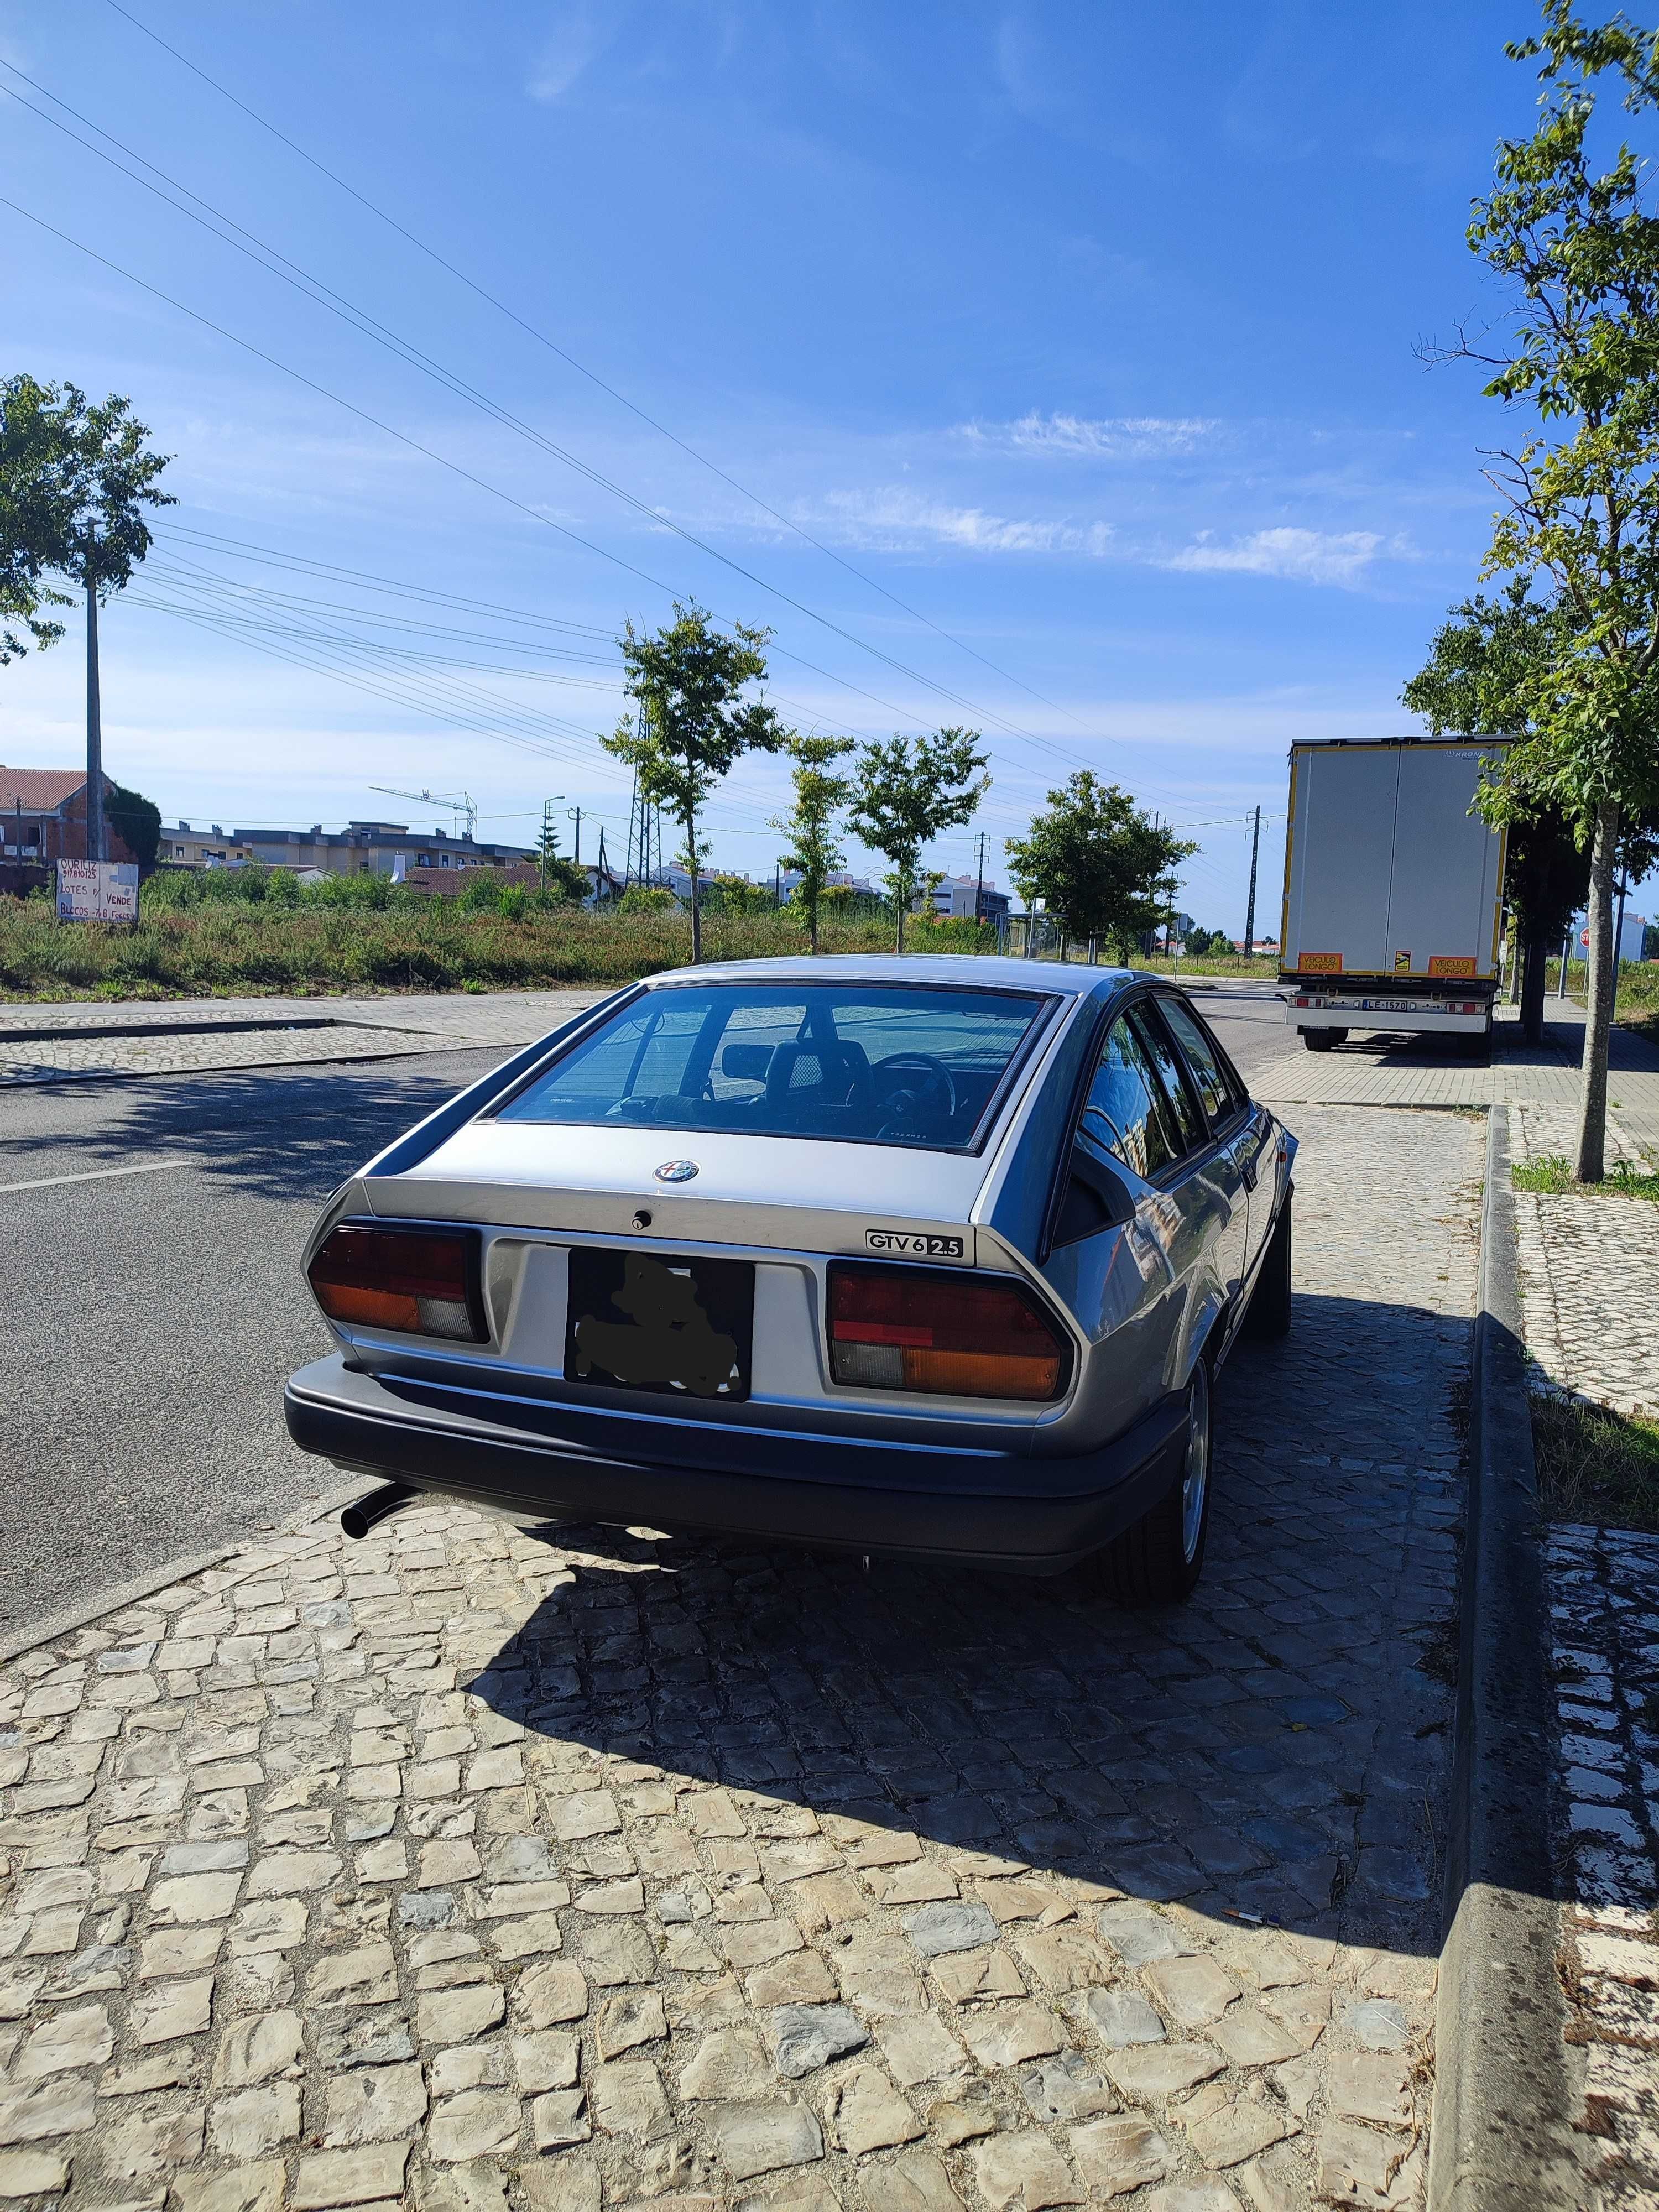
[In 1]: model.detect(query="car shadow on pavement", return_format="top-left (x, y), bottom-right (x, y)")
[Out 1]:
top-left (447, 1310), bottom-right (1461, 1969)
top-left (1, 1056), bottom-right (497, 1201)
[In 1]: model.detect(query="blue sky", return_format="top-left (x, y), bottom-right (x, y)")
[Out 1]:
top-left (1, 0), bottom-right (1561, 926)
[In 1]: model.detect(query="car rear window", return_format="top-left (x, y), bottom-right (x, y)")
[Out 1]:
top-left (493, 984), bottom-right (1050, 1149)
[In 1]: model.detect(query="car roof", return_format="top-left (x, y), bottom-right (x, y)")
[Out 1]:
top-left (635, 954), bottom-right (1146, 997)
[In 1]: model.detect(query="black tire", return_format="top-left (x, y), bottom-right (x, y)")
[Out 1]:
top-left (1091, 1358), bottom-right (1212, 1608)
top-left (1301, 1028), bottom-right (1339, 1052)
top-left (1242, 1188), bottom-right (1292, 1340)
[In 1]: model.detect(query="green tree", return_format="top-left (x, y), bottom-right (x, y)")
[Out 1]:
top-left (535, 820), bottom-right (588, 902)
top-left (1004, 773), bottom-right (1195, 961)
top-left (1431, 3), bottom-right (1659, 1177)
top-left (602, 602), bottom-right (780, 962)
top-left (618, 884), bottom-right (676, 914)
top-left (1404, 586), bottom-right (1595, 1040)
top-left (0, 377), bottom-right (173, 664)
top-left (1185, 926), bottom-right (1230, 959)
top-left (773, 732), bottom-right (854, 953)
top-left (102, 777), bottom-right (161, 873)
top-left (698, 873), bottom-right (773, 915)
top-left (846, 728), bottom-right (989, 952)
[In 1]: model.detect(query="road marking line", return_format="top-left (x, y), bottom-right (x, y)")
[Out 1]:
top-left (0, 1157), bottom-right (190, 1195)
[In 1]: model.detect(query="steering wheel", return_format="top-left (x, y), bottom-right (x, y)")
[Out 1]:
top-left (872, 1052), bottom-right (958, 1133)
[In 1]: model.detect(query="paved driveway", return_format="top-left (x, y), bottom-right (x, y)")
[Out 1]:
top-left (0, 1106), bottom-right (1478, 2211)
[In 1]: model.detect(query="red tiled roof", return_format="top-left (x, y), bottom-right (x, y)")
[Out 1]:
top-left (0, 766), bottom-right (85, 811)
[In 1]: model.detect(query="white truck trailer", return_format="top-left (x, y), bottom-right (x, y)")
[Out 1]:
top-left (1279, 737), bottom-right (1509, 1053)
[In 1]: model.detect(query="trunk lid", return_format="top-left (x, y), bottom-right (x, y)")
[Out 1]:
top-left (369, 1121), bottom-right (991, 1265)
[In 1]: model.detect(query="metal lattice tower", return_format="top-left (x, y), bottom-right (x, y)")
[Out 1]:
top-left (624, 714), bottom-right (666, 889)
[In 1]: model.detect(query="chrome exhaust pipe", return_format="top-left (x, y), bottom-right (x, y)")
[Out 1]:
top-left (340, 1483), bottom-right (416, 1541)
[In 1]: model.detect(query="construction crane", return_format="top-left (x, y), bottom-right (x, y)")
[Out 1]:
top-left (368, 785), bottom-right (478, 843)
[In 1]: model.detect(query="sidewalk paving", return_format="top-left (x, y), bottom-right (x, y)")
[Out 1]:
top-left (0, 1103), bottom-right (1480, 2211)
top-left (1251, 1005), bottom-right (1659, 1139)
top-left (1504, 1092), bottom-right (1659, 2205)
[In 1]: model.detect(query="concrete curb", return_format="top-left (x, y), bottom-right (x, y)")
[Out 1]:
top-left (0, 1476), bottom-right (369, 1670)
top-left (1428, 1105), bottom-right (1583, 2209)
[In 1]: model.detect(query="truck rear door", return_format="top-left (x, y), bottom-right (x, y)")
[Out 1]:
top-left (1386, 744), bottom-right (1505, 978)
top-left (1285, 745), bottom-right (1401, 974)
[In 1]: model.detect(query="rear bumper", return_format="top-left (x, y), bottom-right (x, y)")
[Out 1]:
top-left (283, 1355), bottom-right (1189, 1574)
top-left (1289, 1003), bottom-right (1491, 1036)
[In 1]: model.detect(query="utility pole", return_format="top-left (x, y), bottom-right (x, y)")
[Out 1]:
top-left (539, 796), bottom-right (565, 893)
top-left (1243, 805), bottom-right (1260, 960)
top-left (974, 830), bottom-right (987, 927)
top-left (567, 807), bottom-right (582, 867)
top-left (85, 565), bottom-right (105, 864)
top-left (1168, 873), bottom-right (1180, 974)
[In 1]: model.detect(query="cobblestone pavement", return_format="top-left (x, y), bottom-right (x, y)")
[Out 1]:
top-left (1545, 1525), bottom-right (1659, 2208)
top-left (1251, 1008), bottom-right (1659, 1129)
top-left (1513, 1102), bottom-right (1659, 2206)
top-left (0, 996), bottom-right (606, 1087)
top-left (1511, 1103), bottom-right (1659, 1422)
top-left (0, 1105), bottom-right (1478, 2212)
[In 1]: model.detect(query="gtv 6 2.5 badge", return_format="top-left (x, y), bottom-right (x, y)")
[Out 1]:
top-left (865, 1230), bottom-right (965, 1259)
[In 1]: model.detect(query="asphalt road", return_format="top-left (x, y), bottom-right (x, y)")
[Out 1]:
top-left (0, 983), bottom-right (1295, 1640)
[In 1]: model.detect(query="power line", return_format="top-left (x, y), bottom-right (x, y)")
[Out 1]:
top-left (148, 528), bottom-right (1265, 842)
top-left (159, 526), bottom-right (619, 639)
top-left (4, 54), bottom-right (1222, 820)
top-left (0, 66), bottom-right (1117, 788)
top-left (95, 0), bottom-right (1153, 757)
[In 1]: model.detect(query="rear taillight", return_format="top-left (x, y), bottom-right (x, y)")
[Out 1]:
top-left (309, 1224), bottom-right (483, 1341)
top-left (828, 1264), bottom-right (1068, 1401)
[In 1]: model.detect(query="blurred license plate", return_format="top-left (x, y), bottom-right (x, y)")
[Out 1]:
top-left (565, 1249), bottom-right (754, 1402)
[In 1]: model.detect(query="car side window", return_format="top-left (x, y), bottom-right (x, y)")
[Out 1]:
top-left (1127, 1004), bottom-right (1205, 1156)
top-left (1158, 997), bottom-right (1241, 1131)
top-left (1078, 1016), bottom-right (1181, 1180)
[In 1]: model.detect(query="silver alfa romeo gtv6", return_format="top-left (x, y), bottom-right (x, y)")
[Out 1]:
top-left (284, 956), bottom-right (1295, 1605)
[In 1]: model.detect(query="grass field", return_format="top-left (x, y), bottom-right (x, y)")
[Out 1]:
top-left (1545, 954), bottom-right (1659, 1041)
top-left (0, 892), bottom-right (1008, 999)
top-left (0, 878), bottom-right (1287, 1001)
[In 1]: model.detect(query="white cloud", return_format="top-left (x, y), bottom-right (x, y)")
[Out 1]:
top-left (527, 3), bottom-right (617, 101)
top-left (962, 411), bottom-right (1216, 458)
top-left (1164, 526), bottom-right (1388, 587)
top-left (821, 486), bottom-right (1112, 556)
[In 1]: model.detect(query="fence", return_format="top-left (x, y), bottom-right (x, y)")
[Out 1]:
top-left (997, 915), bottom-right (1109, 963)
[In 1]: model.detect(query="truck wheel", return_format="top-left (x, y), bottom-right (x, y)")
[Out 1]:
top-left (1092, 1359), bottom-right (1211, 1608)
top-left (1301, 1028), bottom-right (1338, 1052)
top-left (1242, 1190), bottom-right (1292, 1340)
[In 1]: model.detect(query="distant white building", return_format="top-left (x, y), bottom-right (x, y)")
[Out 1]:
top-left (926, 873), bottom-right (1010, 922)
top-left (1571, 909), bottom-right (1650, 962)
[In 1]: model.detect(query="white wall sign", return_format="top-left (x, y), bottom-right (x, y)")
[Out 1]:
top-left (56, 860), bottom-right (140, 924)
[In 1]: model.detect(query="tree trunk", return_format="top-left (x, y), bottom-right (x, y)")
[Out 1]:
top-left (1573, 799), bottom-right (1621, 1185)
top-left (1507, 922), bottom-right (1524, 1004)
top-left (809, 891), bottom-right (819, 957)
top-left (686, 801), bottom-right (701, 966)
top-left (1521, 935), bottom-right (1549, 1046)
